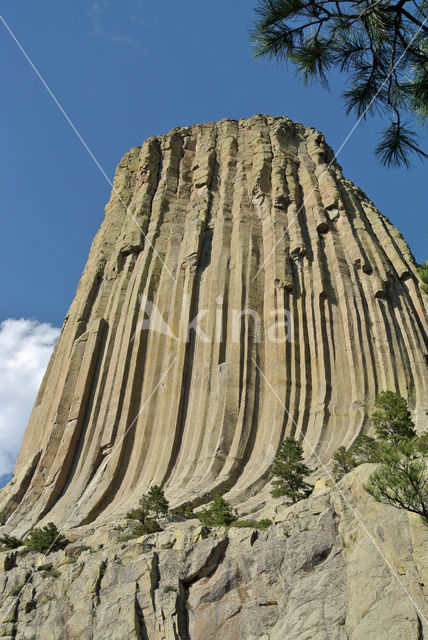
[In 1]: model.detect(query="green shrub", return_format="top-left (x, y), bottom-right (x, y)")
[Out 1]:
top-left (332, 436), bottom-right (384, 481)
top-left (230, 519), bottom-right (272, 530)
top-left (126, 507), bottom-right (147, 523)
top-left (119, 518), bottom-right (163, 542)
top-left (229, 519), bottom-right (258, 529)
top-left (0, 534), bottom-right (24, 551)
top-left (271, 437), bottom-right (312, 503)
top-left (74, 544), bottom-right (90, 555)
top-left (133, 519), bottom-right (163, 536)
top-left (183, 503), bottom-right (194, 518)
top-left (24, 523), bottom-right (68, 553)
top-left (171, 503), bottom-right (194, 519)
top-left (117, 533), bottom-right (136, 543)
top-left (197, 495), bottom-right (238, 527)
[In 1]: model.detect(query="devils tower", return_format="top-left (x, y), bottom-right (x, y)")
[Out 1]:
top-left (1, 114), bottom-right (427, 532)
top-left (0, 115), bottom-right (428, 639)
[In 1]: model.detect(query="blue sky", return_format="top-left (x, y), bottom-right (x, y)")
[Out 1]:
top-left (0, 1), bottom-right (427, 484)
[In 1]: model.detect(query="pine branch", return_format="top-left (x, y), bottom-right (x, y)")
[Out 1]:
top-left (252, 0), bottom-right (428, 166)
top-left (375, 121), bottom-right (428, 166)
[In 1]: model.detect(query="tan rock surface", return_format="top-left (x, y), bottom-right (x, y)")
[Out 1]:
top-left (0, 115), bottom-right (427, 531)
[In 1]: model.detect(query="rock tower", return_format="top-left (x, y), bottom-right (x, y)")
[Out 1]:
top-left (2, 115), bottom-right (427, 530)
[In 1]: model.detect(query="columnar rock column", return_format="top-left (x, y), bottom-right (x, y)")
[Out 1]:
top-left (2, 115), bottom-right (427, 530)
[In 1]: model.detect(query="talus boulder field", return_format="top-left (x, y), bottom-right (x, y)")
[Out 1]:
top-left (1, 115), bottom-right (427, 532)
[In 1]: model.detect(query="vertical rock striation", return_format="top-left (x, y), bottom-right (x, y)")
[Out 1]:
top-left (1, 115), bottom-right (427, 529)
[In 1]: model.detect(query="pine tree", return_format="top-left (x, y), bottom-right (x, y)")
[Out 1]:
top-left (252, 0), bottom-right (428, 167)
top-left (366, 439), bottom-right (428, 524)
top-left (351, 435), bottom-right (382, 463)
top-left (271, 437), bottom-right (312, 502)
top-left (331, 435), bottom-right (384, 481)
top-left (328, 394), bottom-right (427, 524)
top-left (371, 391), bottom-right (416, 442)
top-left (0, 534), bottom-right (24, 551)
top-left (146, 485), bottom-right (169, 518)
top-left (24, 523), bottom-right (68, 553)
top-left (332, 446), bottom-right (358, 481)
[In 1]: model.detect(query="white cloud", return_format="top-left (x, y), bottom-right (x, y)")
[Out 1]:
top-left (0, 319), bottom-right (60, 480)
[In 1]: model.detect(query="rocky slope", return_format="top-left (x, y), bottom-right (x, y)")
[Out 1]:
top-left (0, 466), bottom-right (427, 639)
top-left (1, 115), bottom-right (427, 533)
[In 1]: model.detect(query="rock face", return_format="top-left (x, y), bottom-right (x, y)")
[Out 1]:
top-left (1, 466), bottom-right (427, 639)
top-left (1, 115), bottom-right (427, 531)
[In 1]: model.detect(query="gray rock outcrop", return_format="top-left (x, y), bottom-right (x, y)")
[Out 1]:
top-left (0, 466), bottom-right (427, 639)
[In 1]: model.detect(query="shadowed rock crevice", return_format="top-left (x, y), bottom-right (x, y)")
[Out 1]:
top-left (150, 552), bottom-right (160, 612)
top-left (134, 591), bottom-right (150, 640)
top-left (94, 559), bottom-right (107, 607)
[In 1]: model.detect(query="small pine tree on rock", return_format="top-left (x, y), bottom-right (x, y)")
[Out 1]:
top-left (133, 519), bottom-right (163, 536)
top-left (171, 502), bottom-right (194, 519)
top-left (0, 534), bottom-right (24, 551)
top-left (332, 446), bottom-right (358, 481)
top-left (331, 436), bottom-right (383, 481)
top-left (271, 437), bottom-right (312, 503)
top-left (328, 393), bottom-right (427, 525)
top-left (351, 435), bottom-right (382, 464)
top-left (366, 439), bottom-right (428, 525)
top-left (24, 523), bottom-right (68, 553)
top-left (181, 503), bottom-right (194, 518)
top-left (197, 494), bottom-right (238, 527)
top-left (146, 485), bottom-right (169, 519)
top-left (371, 391), bottom-right (416, 442)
